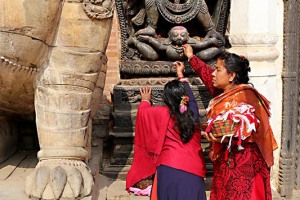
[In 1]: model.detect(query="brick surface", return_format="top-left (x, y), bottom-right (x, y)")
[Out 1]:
top-left (104, 12), bottom-right (121, 103)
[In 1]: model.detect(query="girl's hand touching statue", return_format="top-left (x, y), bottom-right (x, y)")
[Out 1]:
top-left (173, 61), bottom-right (185, 77)
top-left (173, 61), bottom-right (188, 82)
top-left (140, 86), bottom-right (152, 102)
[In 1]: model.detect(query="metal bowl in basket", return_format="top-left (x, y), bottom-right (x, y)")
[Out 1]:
top-left (200, 120), bottom-right (240, 137)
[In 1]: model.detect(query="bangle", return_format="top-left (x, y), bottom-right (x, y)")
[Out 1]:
top-left (188, 55), bottom-right (194, 62)
top-left (177, 76), bottom-right (184, 79)
top-left (177, 72), bottom-right (184, 79)
top-left (178, 77), bottom-right (188, 82)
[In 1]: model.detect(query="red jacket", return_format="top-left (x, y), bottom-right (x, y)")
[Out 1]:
top-left (126, 101), bottom-right (206, 190)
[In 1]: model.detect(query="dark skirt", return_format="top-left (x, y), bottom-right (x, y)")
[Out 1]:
top-left (155, 165), bottom-right (206, 200)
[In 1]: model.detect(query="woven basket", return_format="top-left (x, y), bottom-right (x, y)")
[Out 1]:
top-left (201, 120), bottom-right (240, 137)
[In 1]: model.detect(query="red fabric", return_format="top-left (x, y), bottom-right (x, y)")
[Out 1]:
top-left (209, 143), bottom-right (272, 200)
top-left (157, 120), bottom-right (206, 178)
top-left (206, 85), bottom-right (278, 167)
top-left (189, 55), bottom-right (277, 199)
top-left (189, 55), bottom-right (277, 167)
top-left (150, 171), bottom-right (158, 200)
top-left (126, 101), bottom-right (206, 190)
top-left (189, 55), bottom-right (221, 96)
top-left (126, 101), bottom-right (170, 190)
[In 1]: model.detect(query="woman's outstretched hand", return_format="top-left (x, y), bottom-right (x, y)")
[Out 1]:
top-left (173, 61), bottom-right (188, 82)
top-left (140, 86), bottom-right (152, 102)
top-left (182, 44), bottom-right (194, 60)
top-left (173, 61), bottom-right (185, 77)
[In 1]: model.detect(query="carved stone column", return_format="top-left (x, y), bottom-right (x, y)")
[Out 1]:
top-left (230, 0), bottom-right (291, 197)
top-left (281, 0), bottom-right (300, 197)
top-left (26, 1), bottom-right (115, 199)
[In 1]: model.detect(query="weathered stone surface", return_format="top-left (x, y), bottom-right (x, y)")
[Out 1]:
top-left (0, 0), bottom-right (115, 199)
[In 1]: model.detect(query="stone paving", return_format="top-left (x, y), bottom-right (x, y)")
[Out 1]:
top-left (1, 148), bottom-right (300, 200)
top-left (99, 174), bottom-right (300, 200)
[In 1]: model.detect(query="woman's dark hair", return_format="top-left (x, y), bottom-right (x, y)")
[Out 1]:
top-left (163, 80), bottom-right (195, 143)
top-left (218, 52), bottom-right (251, 84)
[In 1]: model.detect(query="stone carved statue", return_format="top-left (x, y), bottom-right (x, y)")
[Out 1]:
top-left (127, 26), bottom-right (225, 61)
top-left (121, 0), bottom-right (226, 61)
top-left (0, 0), bottom-right (114, 199)
top-left (134, 0), bottom-right (214, 37)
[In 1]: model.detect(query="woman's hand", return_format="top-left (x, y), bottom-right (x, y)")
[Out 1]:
top-left (140, 86), bottom-right (152, 102)
top-left (173, 61), bottom-right (185, 78)
top-left (203, 132), bottom-right (229, 143)
top-left (182, 44), bottom-right (194, 60)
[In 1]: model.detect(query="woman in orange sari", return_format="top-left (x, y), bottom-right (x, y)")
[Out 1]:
top-left (174, 44), bottom-right (278, 200)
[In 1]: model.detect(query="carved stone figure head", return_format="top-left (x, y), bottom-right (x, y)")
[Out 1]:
top-left (168, 26), bottom-right (189, 46)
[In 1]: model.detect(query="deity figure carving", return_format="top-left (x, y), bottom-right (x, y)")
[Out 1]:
top-left (127, 26), bottom-right (225, 61)
top-left (135, 0), bottom-right (214, 37)
top-left (119, 0), bottom-right (228, 61)
top-left (0, 0), bottom-right (114, 199)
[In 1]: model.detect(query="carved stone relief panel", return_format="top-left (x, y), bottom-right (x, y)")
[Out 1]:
top-left (102, 0), bottom-right (231, 179)
top-left (116, 0), bottom-right (231, 63)
top-left (279, 0), bottom-right (300, 197)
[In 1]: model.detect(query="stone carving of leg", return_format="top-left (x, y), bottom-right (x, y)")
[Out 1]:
top-left (0, 0), bottom-right (61, 165)
top-left (135, 0), bottom-right (158, 37)
top-left (25, 1), bottom-right (114, 199)
top-left (195, 0), bottom-right (215, 32)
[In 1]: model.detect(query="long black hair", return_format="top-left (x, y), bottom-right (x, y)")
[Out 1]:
top-left (218, 52), bottom-right (251, 84)
top-left (163, 80), bottom-right (195, 143)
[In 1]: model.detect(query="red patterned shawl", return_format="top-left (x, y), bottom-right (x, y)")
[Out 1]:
top-left (206, 84), bottom-right (278, 167)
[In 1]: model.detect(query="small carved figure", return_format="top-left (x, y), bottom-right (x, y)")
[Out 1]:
top-left (127, 26), bottom-right (224, 61)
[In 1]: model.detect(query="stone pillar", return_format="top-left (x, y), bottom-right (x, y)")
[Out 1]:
top-left (25, 1), bottom-right (115, 199)
top-left (229, 0), bottom-right (283, 191)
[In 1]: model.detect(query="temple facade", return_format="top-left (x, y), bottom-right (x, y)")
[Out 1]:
top-left (98, 0), bottom-right (300, 198)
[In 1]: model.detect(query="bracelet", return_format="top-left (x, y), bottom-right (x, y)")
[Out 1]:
top-left (188, 55), bottom-right (194, 62)
top-left (178, 77), bottom-right (188, 82)
top-left (177, 72), bottom-right (184, 79)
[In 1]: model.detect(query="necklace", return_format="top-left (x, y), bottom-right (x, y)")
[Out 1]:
top-left (171, 45), bottom-right (184, 55)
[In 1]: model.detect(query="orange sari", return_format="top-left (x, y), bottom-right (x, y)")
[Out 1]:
top-left (206, 84), bottom-right (278, 167)
top-left (207, 84), bottom-right (278, 200)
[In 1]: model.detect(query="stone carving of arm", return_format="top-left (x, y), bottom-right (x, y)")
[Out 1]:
top-left (188, 37), bottom-right (222, 50)
top-left (137, 35), bottom-right (167, 51)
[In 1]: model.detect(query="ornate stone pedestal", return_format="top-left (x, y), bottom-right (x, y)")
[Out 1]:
top-left (101, 61), bottom-right (214, 179)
